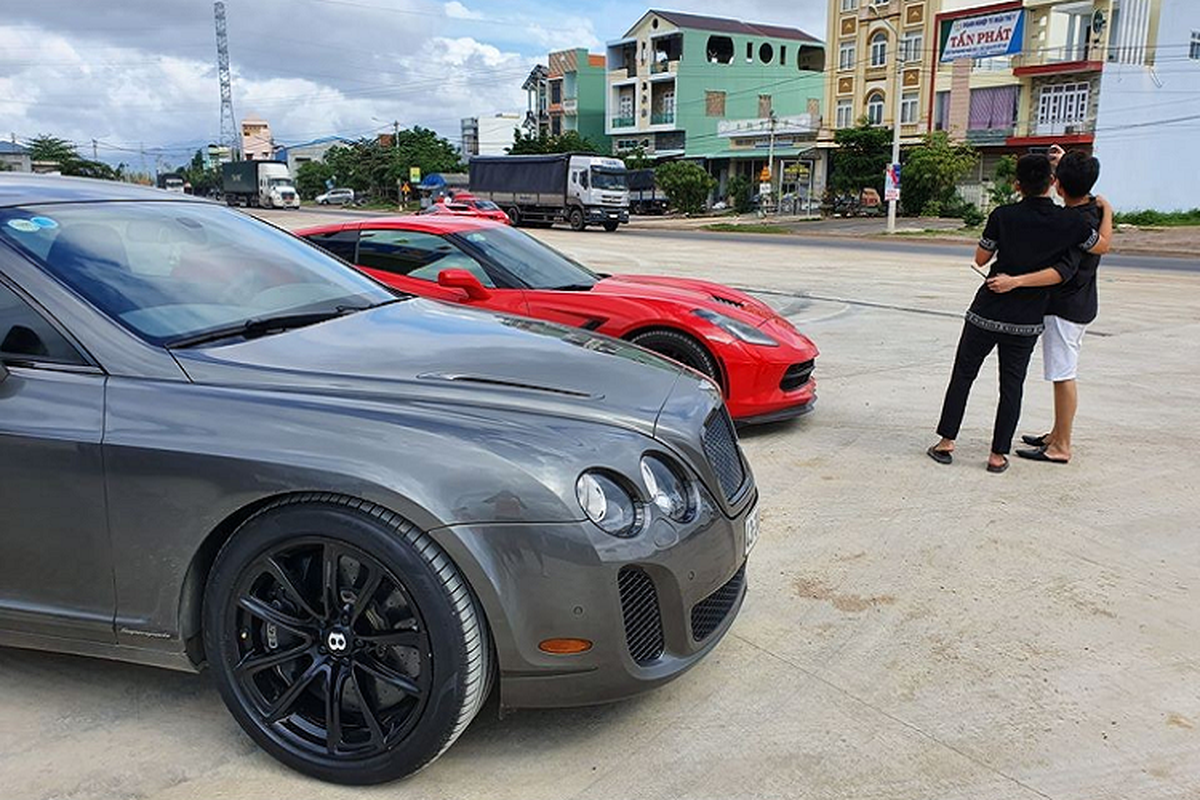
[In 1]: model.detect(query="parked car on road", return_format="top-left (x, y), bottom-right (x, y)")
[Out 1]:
top-left (315, 187), bottom-right (355, 205)
top-left (420, 193), bottom-right (511, 224)
top-left (299, 216), bottom-right (818, 423)
top-left (0, 174), bottom-right (757, 784)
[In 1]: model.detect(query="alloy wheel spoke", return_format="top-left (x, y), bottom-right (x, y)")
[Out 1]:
top-left (349, 566), bottom-right (383, 625)
top-left (326, 661), bottom-right (350, 754)
top-left (351, 666), bottom-right (386, 745)
top-left (356, 654), bottom-right (422, 698)
top-left (237, 595), bottom-right (314, 638)
top-left (265, 658), bottom-right (324, 724)
top-left (235, 643), bottom-right (310, 677)
top-left (322, 543), bottom-right (342, 620)
top-left (264, 556), bottom-right (321, 621)
top-left (357, 627), bottom-right (421, 648)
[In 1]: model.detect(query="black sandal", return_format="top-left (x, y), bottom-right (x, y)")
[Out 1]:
top-left (927, 445), bottom-right (953, 465)
top-left (1021, 433), bottom-right (1051, 447)
top-left (986, 456), bottom-right (1009, 474)
top-left (1017, 447), bottom-right (1069, 464)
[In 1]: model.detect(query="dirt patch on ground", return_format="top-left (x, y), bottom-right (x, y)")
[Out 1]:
top-left (793, 576), bottom-right (896, 612)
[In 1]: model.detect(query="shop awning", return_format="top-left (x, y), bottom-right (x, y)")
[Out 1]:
top-left (691, 145), bottom-right (816, 160)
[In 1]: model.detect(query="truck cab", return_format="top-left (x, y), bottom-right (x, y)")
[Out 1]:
top-left (257, 162), bottom-right (300, 209)
top-left (566, 155), bottom-right (630, 230)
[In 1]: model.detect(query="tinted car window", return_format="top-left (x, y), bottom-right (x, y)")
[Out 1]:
top-left (453, 225), bottom-right (598, 290)
top-left (0, 282), bottom-right (85, 365)
top-left (357, 229), bottom-right (495, 287)
top-left (305, 229), bottom-right (359, 262)
top-left (0, 204), bottom-right (394, 346)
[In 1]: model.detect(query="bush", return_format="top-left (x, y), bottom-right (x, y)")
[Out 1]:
top-left (726, 174), bottom-right (754, 214)
top-left (920, 199), bottom-right (943, 217)
top-left (988, 155), bottom-right (1018, 208)
top-left (961, 205), bottom-right (985, 227)
top-left (1113, 208), bottom-right (1200, 227)
top-left (655, 161), bottom-right (716, 215)
top-left (900, 131), bottom-right (979, 216)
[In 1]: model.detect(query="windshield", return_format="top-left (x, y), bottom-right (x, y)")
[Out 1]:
top-left (473, 199), bottom-right (500, 211)
top-left (268, 178), bottom-right (294, 188)
top-left (0, 201), bottom-right (395, 346)
top-left (591, 168), bottom-right (628, 191)
top-left (451, 225), bottom-right (598, 290)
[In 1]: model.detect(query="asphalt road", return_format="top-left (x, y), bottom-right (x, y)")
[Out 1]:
top-left (4, 211), bottom-right (1198, 800)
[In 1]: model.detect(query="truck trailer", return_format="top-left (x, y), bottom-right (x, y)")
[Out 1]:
top-left (627, 168), bottom-right (668, 215)
top-left (221, 160), bottom-right (300, 209)
top-left (468, 153), bottom-right (629, 231)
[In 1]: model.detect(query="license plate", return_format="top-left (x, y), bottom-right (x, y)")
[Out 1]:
top-left (744, 503), bottom-right (760, 557)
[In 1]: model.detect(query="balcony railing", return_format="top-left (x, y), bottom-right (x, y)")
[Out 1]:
top-left (1010, 117), bottom-right (1097, 139)
top-left (651, 112), bottom-right (675, 125)
top-left (562, 98), bottom-right (577, 114)
top-left (650, 60), bottom-right (677, 75)
top-left (966, 126), bottom-right (1014, 146)
top-left (611, 116), bottom-right (636, 128)
top-left (609, 66), bottom-right (636, 80)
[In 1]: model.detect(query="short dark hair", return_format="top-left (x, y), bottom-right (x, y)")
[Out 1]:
top-left (1055, 150), bottom-right (1101, 199)
top-left (1016, 154), bottom-right (1053, 197)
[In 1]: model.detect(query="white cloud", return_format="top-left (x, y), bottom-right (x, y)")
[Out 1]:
top-left (444, 1), bottom-right (484, 21)
top-left (526, 16), bottom-right (602, 52)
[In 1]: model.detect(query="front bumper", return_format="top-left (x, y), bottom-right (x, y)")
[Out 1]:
top-left (586, 206), bottom-right (629, 224)
top-left (704, 319), bottom-right (819, 423)
top-left (432, 491), bottom-right (755, 709)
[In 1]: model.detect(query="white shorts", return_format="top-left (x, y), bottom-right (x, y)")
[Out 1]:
top-left (1042, 315), bottom-right (1087, 381)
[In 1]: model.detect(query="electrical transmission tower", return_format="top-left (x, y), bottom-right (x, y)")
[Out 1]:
top-left (214, 1), bottom-right (239, 160)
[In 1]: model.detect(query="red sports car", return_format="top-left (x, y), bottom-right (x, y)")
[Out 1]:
top-left (421, 193), bottom-right (511, 225)
top-left (297, 216), bottom-right (817, 423)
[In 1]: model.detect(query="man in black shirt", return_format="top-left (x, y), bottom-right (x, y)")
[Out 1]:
top-left (927, 154), bottom-right (1100, 473)
top-left (1004, 149), bottom-right (1110, 464)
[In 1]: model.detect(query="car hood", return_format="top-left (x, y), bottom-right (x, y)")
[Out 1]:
top-left (172, 298), bottom-right (689, 435)
top-left (594, 274), bottom-right (780, 328)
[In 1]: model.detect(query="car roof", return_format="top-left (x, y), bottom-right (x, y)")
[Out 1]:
top-left (300, 215), bottom-right (504, 236)
top-left (0, 173), bottom-right (211, 208)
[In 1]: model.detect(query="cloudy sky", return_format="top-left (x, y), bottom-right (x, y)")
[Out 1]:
top-left (0, 0), bottom-right (826, 169)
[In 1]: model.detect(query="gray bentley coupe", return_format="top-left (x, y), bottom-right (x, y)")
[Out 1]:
top-left (0, 175), bottom-right (757, 784)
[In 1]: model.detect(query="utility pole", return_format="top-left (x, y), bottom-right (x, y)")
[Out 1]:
top-left (393, 120), bottom-right (399, 149)
top-left (92, 138), bottom-right (98, 160)
top-left (765, 110), bottom-right (777, 214)
top-left (869, 5), bottom-right (903, 234)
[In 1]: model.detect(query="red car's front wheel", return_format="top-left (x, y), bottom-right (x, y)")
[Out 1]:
top-left (629, 329), bottom-right (719, 383)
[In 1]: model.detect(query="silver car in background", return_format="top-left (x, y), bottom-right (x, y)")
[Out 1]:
top-left (0, 175), bottom-right (756, 784)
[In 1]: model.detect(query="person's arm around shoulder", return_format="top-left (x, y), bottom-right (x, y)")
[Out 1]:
top-left (1088, 195), bottom-right (1113, 255)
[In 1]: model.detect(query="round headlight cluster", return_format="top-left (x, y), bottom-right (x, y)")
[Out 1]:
top-left (576, 472), bottom-right (639, 538)
top-left (640, 455), bottom-right (694, 523)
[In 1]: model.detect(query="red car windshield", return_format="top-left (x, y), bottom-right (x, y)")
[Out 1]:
top-left (450, 225), bottom-right (598, 291)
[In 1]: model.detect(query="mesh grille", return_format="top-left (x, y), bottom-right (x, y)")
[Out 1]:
top-left (617, 567), bottom-right (665, 665)
top-left (781, 360), bottom-right (815, 392)
top-left (691, 564), bottom-right (746, 641)
top-left (702, 409), bottom-right (746, 500)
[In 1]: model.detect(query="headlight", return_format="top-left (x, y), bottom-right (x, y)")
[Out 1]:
top-left (693, 308), bottom-right (779, 347)
top-left (576, 472), bottom-right (639, 537)
top-left (640, 455), bottom-right (695, 523)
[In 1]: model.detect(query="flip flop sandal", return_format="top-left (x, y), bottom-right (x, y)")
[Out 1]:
top-left (927, 445), bottom-right (953, 465)
top-left (1017, 448), bottom-right (1070, 464)
top-left (1021, 433), bottom-right (1051, 447)
top-left (986, 457), bottom-right (1009, 474)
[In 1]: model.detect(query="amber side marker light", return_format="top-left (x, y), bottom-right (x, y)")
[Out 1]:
top-left (538, 638), bottom-right (593, 655)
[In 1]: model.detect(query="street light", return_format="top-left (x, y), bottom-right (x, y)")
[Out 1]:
top-left (868, 4), bottom-right (903, 234)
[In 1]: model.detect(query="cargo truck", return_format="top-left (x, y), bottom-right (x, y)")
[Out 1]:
top-left (156, 172), bottom-right (186, 193)
top-left (468, 153), bottom-right (629, 231)
top-left (221, 160), bottom-right (300, 209)
top-left (627, 168), bottom-right (668, 215)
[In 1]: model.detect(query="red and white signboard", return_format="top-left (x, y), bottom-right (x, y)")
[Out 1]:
top-left (884, 163), bottom-right (901, 203)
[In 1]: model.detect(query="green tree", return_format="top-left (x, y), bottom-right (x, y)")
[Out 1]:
top-left (726, 174), bottom-right (754, 214)
top-left (988, 155), bottom-right (1019, 208)
top-left (829, 120), bottom-right (892, 197)
top-left (620, 145), bottom-right (652, 170)
top-left (295, 160), bottom-right (336, 200)
top-left (655, 161), bottom-right (715, 215)
top-left (508, 128), bottom-right (603, 155)
top-left (900, 131), bottom-right (979, 216)
top-left (178, 149), bottom-right (221, 196)
top-left (27, 134), bottom-right (122, 180)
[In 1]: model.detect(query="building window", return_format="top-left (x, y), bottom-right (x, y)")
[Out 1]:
top-left (780, 45), bottom-right (787, 65)
top-left (1036, 82), bottom-right (1090, 134)
top-left (1191, 31), bottom-right (1200, 60)
top-left (866, 91), bottom-right (885, 125)
top-left (841, 0), bottom-right (857, 11)
top-left (706, 90), bottom-right (727, 117)
top-left (759, 42), bottom-right (774, 63)
top-left (551, 116), bottom-right (561, 136)
top-left (759, 94), bottom-right (772, 118)
top-left (836, 99), bottom-right (854, 128)
top-left (707, 35), bottom-right (734, 64)
top-left (839, 41), bottom-right (856, 70)
top-left (870, 32), bottom-right (888, 67)
top-left (934, 90), bottom-right (950, 131)
top-left (746, 42), bottom-right (754, 62)
top-left (901, 91), bottom-right (919, 124)
top-left (902, 31), bottom-right (923, 63)
top-left (550, 81), bottom-right (561, 104)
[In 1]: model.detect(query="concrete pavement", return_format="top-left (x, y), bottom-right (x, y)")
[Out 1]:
top-left (1, 217), bottom-right (1197, 799)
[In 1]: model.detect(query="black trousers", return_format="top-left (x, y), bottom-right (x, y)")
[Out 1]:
top-left (937, 321), bottom-right (1037, 455)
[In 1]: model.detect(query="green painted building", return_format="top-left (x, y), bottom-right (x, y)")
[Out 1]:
top-left (548, 48), bottom-right (610, 150)
top-left (605, 10), bottom-right (826, 208)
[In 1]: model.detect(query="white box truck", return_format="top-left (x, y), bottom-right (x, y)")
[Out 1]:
top-left (221, 160), bottom-right (300, 209)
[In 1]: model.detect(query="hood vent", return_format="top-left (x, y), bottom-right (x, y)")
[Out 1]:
top-left (711, 295), bottom-right (743, 308)
top-left (418, 372), bottom-right (598, 398)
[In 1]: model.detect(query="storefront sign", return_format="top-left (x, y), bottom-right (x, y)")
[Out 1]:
top-left (718, 115), bottom-right (815, 138)
top-left (940, 9), bottom-right (1024, 62)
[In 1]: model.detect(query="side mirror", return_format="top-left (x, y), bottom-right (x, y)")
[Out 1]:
top-left (437, 269), bottom-right (492, 301)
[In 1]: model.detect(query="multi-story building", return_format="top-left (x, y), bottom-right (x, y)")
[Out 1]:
top-left (605, 10), bottom-right (825, 204)
top-left (240, 115), bottom-right (273, 161)
top-left (547, 48), bottom-right (610, 148)
top-left (461, 113), bottom-right (524, 157)
top-left (522, 64), bottom-right (550, 135)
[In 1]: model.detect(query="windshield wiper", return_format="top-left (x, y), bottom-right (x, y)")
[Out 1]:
top-left (167, 309), bottom-right (352, 349)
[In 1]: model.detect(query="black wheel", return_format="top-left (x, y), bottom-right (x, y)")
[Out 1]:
top-left (203, 495), bottom-right (490, 785)
top-left (506, 206), bottom-right (522, 227)
top-left (629, 329), bottom-right (719, 381)
top-left (569, 208), bottom-right (586, 231)
top-left (602, 221), bottom-right (619, 232)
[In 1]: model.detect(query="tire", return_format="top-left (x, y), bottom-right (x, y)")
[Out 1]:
top-left (569, 208), bottom-right (585, 231)
top-left (506, 207), bottom-right (522, 227)
top-left (602, 221), bottom-right (619, 232)
top-left (203, 494), bottom-right (491, 785)
top-left (629, 329), bottom-right (719, 381)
